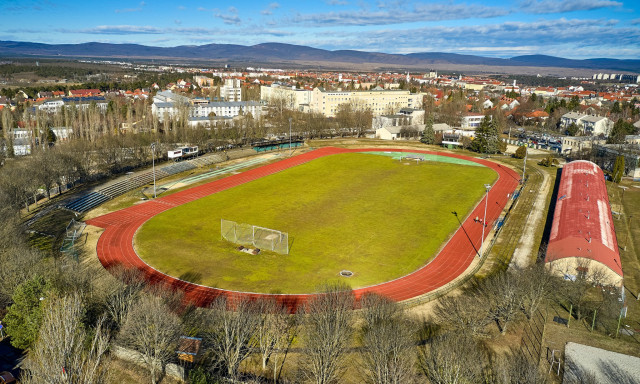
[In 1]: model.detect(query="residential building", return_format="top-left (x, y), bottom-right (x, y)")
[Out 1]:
top-left (260, 84), bottom-right (313, 110)
top-left (151, 91), bottom-right (263, 122)
top-left (221, 78), bottom-right (242, 102)
top-left (461, 113), bottom-right (485, 129)
top-left (561, 112), bottom-right (613, 136)
top-left (309, 87), bottom-right (422, 117)
top-left (560, 136), bottom-right (606, 155)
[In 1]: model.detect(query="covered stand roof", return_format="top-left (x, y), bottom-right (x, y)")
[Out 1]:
top-left (545, 160), bottom-right (623, 277)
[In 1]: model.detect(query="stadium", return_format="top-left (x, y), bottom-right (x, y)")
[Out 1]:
top-left (87, 147), bottom-right (520, 310)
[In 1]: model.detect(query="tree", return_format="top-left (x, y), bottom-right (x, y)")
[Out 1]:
top-left (566, 122), bottom-right (580, 136)
top-left (21, 293), bottom-right (111, 384)
top-left (474, 272), bottom-right (523, 335)
top-left (607, 119), bottom-right (636, 144)
top-left (421, 115), bottom-right (435, 144)
top-left (418, 332), bottom-right (489, 384)
top-left (203, 296), bottom-right (260, 380)
top-left (471, 116), bottom-right (500, 154)
top-left (299, 283), bottom-right (355, 384)
top-left (434, 293), bottom-right (491, 338)
top-left (104, 266), bottom-right (146, 331)
top-left (514, 145), bottom-right (527, 159)
top-left (118, 293), bottom-right (182, 384)
top-left (517, 264), bottom-right (557, 320)
top-left (255, 298), bottom-right (296, 373)
top-left (359, 293), bottom-right (417, 384)
top-left (612, 155), bottom-right (625, 183)
top-left (493, 349), bottom-right (549, 384)
top-left (538, 155), bottom-right (559, 167)
top-left (3, 275), bottom-right (50, 349)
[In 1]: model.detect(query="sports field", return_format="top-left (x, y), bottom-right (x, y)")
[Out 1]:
top-left (134, 152), bottom-right (496, 293)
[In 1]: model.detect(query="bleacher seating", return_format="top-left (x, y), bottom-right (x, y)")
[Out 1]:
top-left (64, 192), bottom-right (110, 213)
top-left (64, 153), bottom-right (226, 213)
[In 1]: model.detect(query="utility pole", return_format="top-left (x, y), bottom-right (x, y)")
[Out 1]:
top-left (151, 142), bottom-right (157, 198)
top-left (481, 183), bottom-right (491, 257)
top-left (289, 117), bottom-right (292, 157)
top-left (522, 144), bottom-right (528, 183)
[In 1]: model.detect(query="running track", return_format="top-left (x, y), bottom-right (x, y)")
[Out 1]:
top-left (87, 147), bottom-right (520, 311)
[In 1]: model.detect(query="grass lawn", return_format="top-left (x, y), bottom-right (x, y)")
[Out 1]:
top-left (135, 152), bottom-right (496, 293)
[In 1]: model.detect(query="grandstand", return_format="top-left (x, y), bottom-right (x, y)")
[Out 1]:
top-left (545, 160), bottom-right (623, 286)
top-left (64, 153), bottom-right (224, 213)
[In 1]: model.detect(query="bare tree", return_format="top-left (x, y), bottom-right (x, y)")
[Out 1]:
top-left (493, 349), bottom-right (549, 384)
top-left (204, 296), bottom-right (260, 380)
top-left (255, 297), bottom-right (296, 372)
top-left (118, 293), bottom-right (182, 384)
top-left (104, 266), bottom-right (146, 331)
top-left (21, 293), bottom-right (111, 384)
top-left (359, 293), bottom-right (417, 384)
top-left (434, 293), bottom-right (491, 338)
top-left (475, 272), bottom-right (523, 334)
top-left (517, 264), bottom-right (557, 320)
top-left (418, 332), bottom-right (489, 384)
top-left (299, 283), bottom-right (355, 384)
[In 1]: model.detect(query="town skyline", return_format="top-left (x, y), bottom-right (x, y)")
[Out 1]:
top-left (1, 0), bottom-right (639, 60)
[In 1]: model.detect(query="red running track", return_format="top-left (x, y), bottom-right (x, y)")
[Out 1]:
top-left (87, 147), bottom-right (520, 310)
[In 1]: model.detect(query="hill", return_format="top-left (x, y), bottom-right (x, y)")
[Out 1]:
top-left (1, 41), bottom-right (638, 73)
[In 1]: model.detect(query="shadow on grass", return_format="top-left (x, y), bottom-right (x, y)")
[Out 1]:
top-left (178, 271), bottom-right (203, 285)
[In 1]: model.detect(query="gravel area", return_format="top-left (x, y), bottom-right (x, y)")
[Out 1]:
top-left (563, 342), bottom-right (640, 384)
top-left (509, 164), bottom-right (550, 270)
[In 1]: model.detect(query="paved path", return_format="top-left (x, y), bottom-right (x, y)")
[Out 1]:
top-left (87, 147), bottom-right (520, 311)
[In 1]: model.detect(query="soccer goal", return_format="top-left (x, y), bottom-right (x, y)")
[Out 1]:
top-left (221, 219), bottom-right (289, 254)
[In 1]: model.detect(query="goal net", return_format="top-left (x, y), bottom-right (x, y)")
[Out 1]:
top-left (221, 219), bottom-right (289, 254)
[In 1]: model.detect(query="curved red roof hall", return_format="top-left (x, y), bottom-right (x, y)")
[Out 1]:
top-left (545, 160), bottom-right (623, 277)
top-left (87, 147), bottom-right (519, 310)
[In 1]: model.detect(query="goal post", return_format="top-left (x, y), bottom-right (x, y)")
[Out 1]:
top-left (221, 219), bottom-right (289, 254)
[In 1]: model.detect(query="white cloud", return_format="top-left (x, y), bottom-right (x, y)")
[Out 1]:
top-left (287, 2), bottom-right (510, 26)
top-left (115, 1), bottom-right (145, 13)
top-left (519, 0), bottom-right (622, 14)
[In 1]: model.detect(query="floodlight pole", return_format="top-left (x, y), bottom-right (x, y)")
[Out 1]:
top-left (288, 117), bottom-right (292, 157)
top-left (151, 142), bottom-right (157, 198)
top-left (481, 183), bottom-right (491, 257)
top-left (522, 144), bottom-right (527, 183)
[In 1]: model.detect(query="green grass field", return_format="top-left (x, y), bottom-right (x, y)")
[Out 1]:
top-left (135, 153), bottom-right (496, 293)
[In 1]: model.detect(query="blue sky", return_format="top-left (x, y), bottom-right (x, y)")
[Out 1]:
top-left (1, 0), bottom-right (639, 59)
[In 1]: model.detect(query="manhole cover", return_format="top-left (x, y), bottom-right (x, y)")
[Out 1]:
top-left (339, 270), bottom-right (353, 277)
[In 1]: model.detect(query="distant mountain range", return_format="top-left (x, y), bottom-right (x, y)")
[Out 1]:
top-left (1, 41), bottom-right (639, 73)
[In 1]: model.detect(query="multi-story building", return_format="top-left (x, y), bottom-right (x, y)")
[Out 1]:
top-left (309, 87), bottom-right (422, 117)
top-left (260, 84), bottom-right (313, 110)
top-left (221, 78), bottom-right (242, 102)
top-left (560, 112), bottom-right (613, 136)
top-left (461, 113), bottom-right (485, 129)
top-left (151, 91), bottom-right (263, 122)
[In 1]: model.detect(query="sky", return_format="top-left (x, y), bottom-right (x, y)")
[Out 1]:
top-left (1, 0), bottom-right (639, 60)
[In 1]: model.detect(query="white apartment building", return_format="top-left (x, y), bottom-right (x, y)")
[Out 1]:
top-left (151, 91), bottom-right (263, 122)
top-left (309, 87), bottom-right (423, 117)
top-left (221, 78), bottom-right (242, 102)
top-left (461, 113), bottom-right (485, 129)
top-left (560, 112), bottom-right (613, 136)
top-left (260, 84), bottom-right (313, 110)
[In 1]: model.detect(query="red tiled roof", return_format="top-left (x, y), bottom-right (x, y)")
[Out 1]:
top-left (545, 160), bottom-right (622, 277)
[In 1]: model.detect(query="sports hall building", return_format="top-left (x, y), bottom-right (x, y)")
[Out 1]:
top-left (545, 160), bottom-right (623, 287)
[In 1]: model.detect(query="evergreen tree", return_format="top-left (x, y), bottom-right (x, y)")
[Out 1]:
top-left (421, 115), bottom-right (435, 144)
top-left (607, 119), bottom-right (636, 144)
top-left (471, 116), bottom-right (500, 154)
top-left (4, 275), bottom-right (50, 349)
top-left (514, 145), bottom-right (527, 159)
top-left (612, 155), bottom-right (625, 183)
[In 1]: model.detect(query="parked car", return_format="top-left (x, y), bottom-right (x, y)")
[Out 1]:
top-left (0, 371), bottom-right (16, 384)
